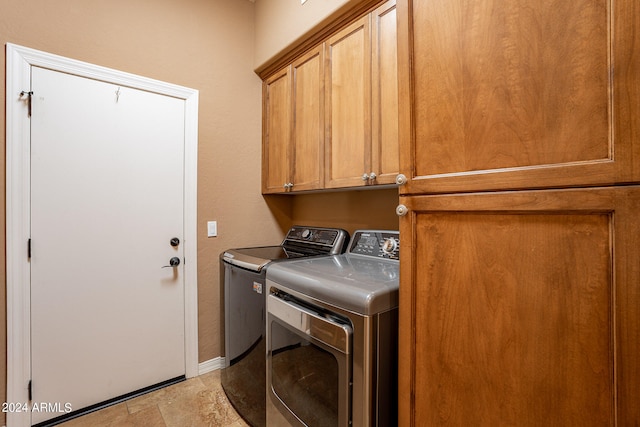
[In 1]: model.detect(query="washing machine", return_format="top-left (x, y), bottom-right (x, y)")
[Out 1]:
top-left (220, 226), bottom-right (349, 427)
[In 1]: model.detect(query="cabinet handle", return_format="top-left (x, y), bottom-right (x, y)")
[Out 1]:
top-left (395, 174), bottom-right (407, 185)
top-left (283, 183), bottom-right (293, 190)
top-left (362, 173), bottom-right (369, 181)
top-left (368, 172), bottom-right (377, 181)
top-left (396, 204), bottom-right (408, 216)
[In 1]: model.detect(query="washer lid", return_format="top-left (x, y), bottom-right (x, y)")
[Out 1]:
top-left (265, 254), bottom-right (399, 315)
top-left (222, 246), bottom-right (291, 272)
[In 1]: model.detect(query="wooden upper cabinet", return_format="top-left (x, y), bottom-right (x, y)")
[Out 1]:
top-left (262, 47), bottom-right (325, 194)
top-left (399, 186), bottom-right (640, 426)
top-left (262, 0), bottom-right (399, 193)
top-left (325, 0), bottom-right (399, 189)
top-left (262, 67), bottom-right (291, 194)
top-left (397, 0), bottom-right (640, 194)
top-left (291, 46), bottom-right (325, 192)
top-left (325, 15), bottom-right (372, 188)
top-left (371, 0), bottom-right (399, 185)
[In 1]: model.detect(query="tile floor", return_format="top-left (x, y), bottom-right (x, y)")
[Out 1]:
top-left (58, 371), bottom-right (250, 427)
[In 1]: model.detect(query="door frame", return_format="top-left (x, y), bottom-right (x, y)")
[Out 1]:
top-left (5, 43), bottom-right (199, 427)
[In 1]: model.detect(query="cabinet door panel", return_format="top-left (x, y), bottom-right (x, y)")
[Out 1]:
top-left (325, 16), bottom-right (372, 188)
top-left (399, 187), bottom-right (640, 426)
top-left (262, 69), bottom-right (291, 193)
top-left (291, 47), bottom-right (324, 191)
top-left (397, 0), bottom-right (640, 193)
top-left (371, 0), bottom-right (399, 185)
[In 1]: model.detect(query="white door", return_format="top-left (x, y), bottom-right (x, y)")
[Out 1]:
top-left (30, 66), bottom-right (186, 424)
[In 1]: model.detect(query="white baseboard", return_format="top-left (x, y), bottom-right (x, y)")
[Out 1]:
top-left (198, 357), bottom-right (226, 375)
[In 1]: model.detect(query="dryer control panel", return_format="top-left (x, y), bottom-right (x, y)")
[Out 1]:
top-left (348, 230), bottom-right (400, 261)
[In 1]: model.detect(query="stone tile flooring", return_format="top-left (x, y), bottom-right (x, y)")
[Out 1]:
top-left (58, 370), bottom-right (250, 427)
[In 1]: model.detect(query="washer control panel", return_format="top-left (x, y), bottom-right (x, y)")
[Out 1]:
top-left (283, 226), bottom-right (350, 255)
top-left (286, 226), bottom-right (346, 246)
top-left (348, 230), bottom-right (400, 261)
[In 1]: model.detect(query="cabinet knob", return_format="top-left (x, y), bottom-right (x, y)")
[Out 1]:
top-left (396, 174), bottom-right (407, 185)
top-left (362, 172), bottom-right (377, 182)
top-left (283, 183), bottom-right (293, 190)
top-left (396, 204), bottom-right (408, 217)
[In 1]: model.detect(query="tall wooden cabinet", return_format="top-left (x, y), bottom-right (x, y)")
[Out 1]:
top-left (397, 0), bottom-right (640, 195)
top-left (399, 188), bottom-right (640, 426)
top-left (397, 0), bottom-right (640, 425)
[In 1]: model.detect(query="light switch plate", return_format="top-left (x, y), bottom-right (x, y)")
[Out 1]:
top-left (207, 221), bottom-right (217, 237)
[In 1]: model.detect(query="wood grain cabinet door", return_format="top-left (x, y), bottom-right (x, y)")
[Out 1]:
top-left (398, 187), bottom-right (640, 426)
top-left (397, 0), bottom-right (640, 194)
top-left (291, 46), bottom-right (325, 192)
top-left (262, 67), bottom-right (292, 193)
top-left (262, 47), bottom-right (324, 194)
top-left (371, 0), bottom-right (400, 185)
top-left (325, 15), bottom-right (372, 188)
top-left (325, 0), bottom-right (400, 189)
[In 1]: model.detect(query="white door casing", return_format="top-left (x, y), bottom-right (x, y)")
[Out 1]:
top-left (6, 44), bottom-right (199, 427)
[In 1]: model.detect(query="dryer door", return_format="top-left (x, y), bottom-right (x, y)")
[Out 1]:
top-left (267, 291), bottom-right (352, 427)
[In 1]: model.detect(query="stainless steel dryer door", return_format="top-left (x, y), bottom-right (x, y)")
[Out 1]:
top-left (267, 290), bottom-right (352, 427)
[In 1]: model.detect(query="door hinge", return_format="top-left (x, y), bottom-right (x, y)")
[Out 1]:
top-left (28, 380), bottom-right (32, 401)
top-left (28, 238), bottom-right (31, 259)
top-left (20, 91), bottom-right (34, 117)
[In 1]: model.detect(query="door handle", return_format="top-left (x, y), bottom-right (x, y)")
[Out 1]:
top-left (162, 257), bottom-right (181, 268)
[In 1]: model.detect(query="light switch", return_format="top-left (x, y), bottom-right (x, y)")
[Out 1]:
top-left (207, 221), bottom-right (218, 237)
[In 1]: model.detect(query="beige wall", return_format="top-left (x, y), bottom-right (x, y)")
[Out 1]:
top-left (290, 189), bottom-right (399, 234)
top-left (1, 0), bottom-right (399, 421)
top-left (254, 0), bottom-right (348, 67)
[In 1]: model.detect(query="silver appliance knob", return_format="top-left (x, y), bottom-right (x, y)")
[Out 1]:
top-left (301, 229), bottom-right (313, 239)
top-left (382, 238), bottom-right (397, 254)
